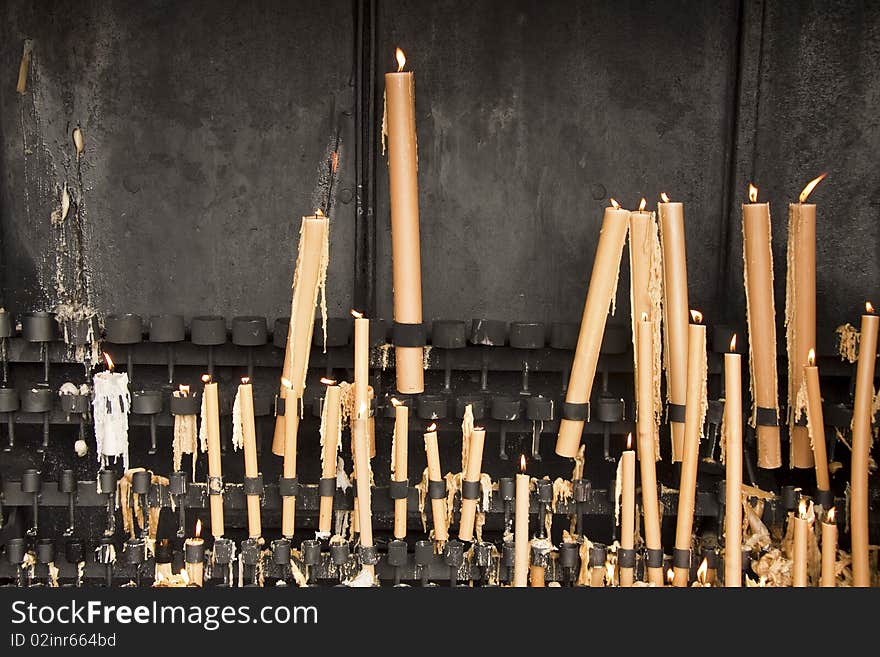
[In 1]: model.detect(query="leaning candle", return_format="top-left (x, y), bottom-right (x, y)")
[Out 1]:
top-left (786, 174), bottom-right (827, 469)
top-left (458, 426), bottom-right (486, 542)
top-left (619, 433), bottom-right (636, 587)
top-left (514, 455), bottom-right (530, 587)
top-left (803, 349), bottom-right (831, 497)
top-left (239, 377), bottom-right (261, 541)
top-left (391, 398), bottom-right (409, 539)
top-left (658, 192), bottom-right (690, 462)
top-left (792, 498), bottom-right (809, 587)
top-left (385, 48), bottom-right (425, 394)
top-left (352, 401), bottom-right (375, 575)
top-left (272, 210), bottom-right (330, 456)
top-left (820, 507), bottom-right (837, 588)
top-left (724, 335), bottom-right (743, 587)
top-left (850, 302), bottom-right (878, 586)
top-left (672, 310), bottom-right (707, 587)
top-left (423, 423), bottom-right (448, 541)
top-left (202, 375), bottom-right (224, 538)
top-left (742, 184), bottom-right (781, 469)
top-left (636, 315), bottom-right (664, 586)
top-left (318, 379), bottom-right (341, 536)
top-left (184, 519), bottom-right (205, 587)
top-left (556, 199), bottom-right (629, 458)
top-left (281, 378), bottom-right (299, 539)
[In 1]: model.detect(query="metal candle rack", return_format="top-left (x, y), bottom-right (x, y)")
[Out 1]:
top-left (0, 310), bottom-right (872, 586)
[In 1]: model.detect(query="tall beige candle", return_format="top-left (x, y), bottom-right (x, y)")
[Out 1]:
top-left (391, 398), bottom-right (409, 539)
top-left (637, 316), bottom-right (664, 586)
top-left (724, 336), bottom-right (743, 587)
top-left (272, 211), bottom-right (329, 456)
top-left (281, 379), bottom-right (299, 539)
top-left (672, 314), bottom-right (706, 587)
top-left (619, 435), bottom-right (635, 587)
top-left (556, 200), bottom-right (629, 458)
top-left (352, 403), bottom-right (375, 575)
top-left (514, 461), bottom-right (530, 587)
top-left (385, 48), bottom-right (424, 394)
top-left (803, 350), bottom-right (831, 494)
top-left (318, 380), bottom-right (341, 535)
top-left (820, 508), bottom-right (837, 588)
top-left (202, 376), bottom-right (224, 538)
top-left (658, 193), bottom-right (690, 462)
top-left (786, 174), bottom-right (827, 469)
top-left (742, 184), bottom-right (781, 469)
top-left (792, 499), bottom-right (809, 587)
top-left (423, 424), bottom-right (448, 541)
top-left (239, 378), bottom-right (261, 540)
top-left (851, 303), bottom-right (878, 586)
top-left (458, 427), bottom-right (486, 542)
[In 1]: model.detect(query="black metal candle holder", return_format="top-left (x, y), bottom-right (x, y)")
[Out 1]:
top-left (191, 316), bottom-right (227, 377)
top-left (0, 309), bottom-right (13, 384)
top-left (212, 538), bottom-right (235, 587)
top-left (21, 385), bottom-right (53, 452)
top-left (104, 313), bottom-right (143, 380)
top-left (491, 396), bottom-right (520, 460)
top-left (526, 395), bottom-right (553, 460)
top-left (386, 539), bottom-right (408, 586)
top-left (59, 469), bottom-right (76, 535)
top-left (36, 537), bottom-right (55, 586)
top-left (131, 390), bottom-right (162, 454)
top-left (431, 320), bottom-right (466, 391)
top-left (232, 316), bottom-right (267, 380)
top-left (168, 471), bottom-right (187, 538)
top-left (22, 311), bottom-right (56, 383)
top-left (470, 318), bottom-right (507, 391)
top-left (509, 321), bottom-right (545, 394)
top-left (98, 468), bottom-right (117, 535)
top-left (149, 314), bottom-right (185, 384)
top-left (7, 537), bottom-right (27, 587)
top-left (444, 539), bottom-right (464, 586)
top-left (301, 538), bottom-right (322, 587)
top-left (0, 386), bottom-right (18, 451)
top-left (21, 468), bottom-right (41, 536)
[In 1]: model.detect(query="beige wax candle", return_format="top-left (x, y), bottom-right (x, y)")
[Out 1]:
top-left (203, 376), bottom-right (224, 539)
top-left (239, 378), bottom-right (261, 540)
top-left (391, 398), bottom-right (409, 539)
top-left (385, 48), bottom-right (424, 394)
top-left (272, 212), bottom-right (329, 455)
top-left (529, 563), bottom-right (545, 587)
top-left (353, 312), bottom-right (369, 411)
top-left (851, 304), bottom-right (878, 586)
top-left (786, 174), bottom-right (826, 469)
top-left (619, 435), bottom-right (635, 588)
top-left (637, 316), bottom-right (664, 586)
top-left (658, 193), bottom-right (690, 462)
top-left (514, 462), bottom-right (530, 587)
top-left (803, 350), bottom-right (831, 493)
top-left (820, 508), bottom-right (837, 588)
top-left (672, 314), bottom-right (706, 587)
top-left (318, 380), bottom-right (341, 535)
top-left (742, 185), bottom-right (781, 469)
top-left (423, 424), bottom-right (448, 541)
top-left (458, 427), bottom-right (486, 541)
top-left (352, 404), bottom-right (375, 575)
top-left (792, 499), bottom-right (809, 587)
top-left (724, 337), bottom-right (743, 587)
top-left (556, 200), bottom-right (630, 457)
top-left (281, 379), bottom-right (299, 539)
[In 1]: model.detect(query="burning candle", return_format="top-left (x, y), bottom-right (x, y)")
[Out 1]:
top-left (202, 375), bottom-right (224, 538)
top-left (352, 309), bottom-right (370, 425)
top-left (385, 47), bottom-right (425, 394)
top-left (786, 174), bottom-right (827, 469)
top-left (658, 192), bottom-right (690, 462)
top-left (423, 423), bottom-right (448, 541)
top-left (352, 400), bottom-right (375, 575)
top-left (672, 310), bottom-right (707, 587)
top-left (391, 398), bottom-right (409, 539)
top-left (619, 433), bottom-right (635, 587)
top-left (514, 455), bottom-right (530, 587)
top-left (184, 519), bottom-right (205, 587)
top-left (792, 498), bottom-right (809, 587)
top-left (742, 184), bottom-right (781, 469)
top-left (636, 313), bottom-right (664, 586)
top-left (724, 335), bottom-right (743, 587)
top-left (803, 349), bottom-right (831, 496)
top-left (281, 377), bottom-right (299, 539)
top-left (272, 210), bottom-right (330, 456)
top-left (92, 352), bottom-right (131, 470)
top-left (458, 425), bottom-right (486, 542)
top-left (318, 378), bottom-right (341, 536)
top-left (851, 302), bottom-right (878, 586)
top-left (239, 377), bottom-right (261, 540)
top-left (556, 199), bottom-right (630, 458)
top-left (820, 507), bottom-right (837, 588)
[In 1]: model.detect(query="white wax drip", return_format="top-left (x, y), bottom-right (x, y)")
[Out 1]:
top-left (91, 371), bottom-right (131, 469)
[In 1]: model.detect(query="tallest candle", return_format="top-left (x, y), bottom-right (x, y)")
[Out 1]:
top-left (384, 48), bottom-right (425, 394)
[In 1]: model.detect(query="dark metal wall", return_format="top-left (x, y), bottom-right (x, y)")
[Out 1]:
top-left (1, 0), bottom-right (877, 341)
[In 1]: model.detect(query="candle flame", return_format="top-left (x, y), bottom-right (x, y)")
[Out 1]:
top-left (660, 192), bottom-right (670, 203)
top-left (315, 208), bottom-right (324, 217)
top-left (320, 377), bottom-right (337, 386)
top-left (638, 197), bottom-right (646, 211)
top-left (195, 518), bottom-right (202, 538)
top-left (748, 183), bottom-right (758, 203)
top-left (103, 352), bottom-right (115, 371)
top-left (178, 384), bottom-right (190, 396)
top-left (690, 309), bottom-right (703, 324)
top-left (827, 507), bottom-right (836, 523)
top-left (201, 374), bottom-right (212, 384)
top-left (281, 377), bottom-right (293, 389)
top-left (609, 198), bottom-right (620, 209)
top-left (395, 47), bottom-right (406, 72)
top-left (799, 172), bottom-right (827, 203)
top-left (520, 454), bottom-right (527, 473)
top-left (730, 334), bottom-right (737, 353)
top-left (241, 376), bottom-right (251, 385)
top-left (807, 348), bottom-right (816, 366)
top-left (626, 432), bottom-right (632, 450)
top-left (798, 498), bottom-right (808, 518)
top-left (426, 422), bottom-right (437, 433)
top-left (641, 311), bottom-right (648, 322)
top-left (866, 301), bottom-right (874, 314)
top-left (390, 397), bottom-right (403, 407)
top-left (697, 558), bottom-right (709, 585)
top-left (666, 568), bottom-right (674, 585)
top-left (350, 309), bottom-right (363, 319)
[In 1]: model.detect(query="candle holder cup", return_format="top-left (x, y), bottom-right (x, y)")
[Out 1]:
top-left (431, 320), bottom-right (467, 391)
top-left (386, 539), bottom-right (408, 587)
top-left (0, 386), bottom-right (19, 451)
top-left (414, 539), bottom-right (435, 587)
top-left (416, 394), bottom-right (448, 421)
top-left (21, 468), bottom-right (41, 536)
top-left (168, 471), bottom-right (187, 538)
top-left (444, 539), bottom-right (464, 586)
top-left (454, 394), bottom-right (485, 420)
top-left (469, 319), bottom-right (508, 390)
top-left (510, 321), bottom-right (546, 394)
top-left (131, 390), bottom-right (162, 454)
top-left (232, 316), bottom-right (267, 380)
top-left (149, 314), bottom-right (185, 384)
top-left (104, 313), bottom-right (143, 380)
top-left (191, 316), bottom-right (227, 377)
top-left (490, 395), bottom-right (521, 460)
top-left (526, 395), bottom-right (554, 460)
top-left (21, 385), bottom-right (53, 452)
top-left (22, 311), bottom-right (57, 384)
top-left (59, 469), bottom-right (76, 535)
